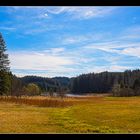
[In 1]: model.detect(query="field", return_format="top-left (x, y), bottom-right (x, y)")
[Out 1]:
top-left (0, 95), bottom-right (140, 133)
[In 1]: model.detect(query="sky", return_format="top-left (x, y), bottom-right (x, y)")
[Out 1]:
top-left (0, 6), bottom-right (140, 78)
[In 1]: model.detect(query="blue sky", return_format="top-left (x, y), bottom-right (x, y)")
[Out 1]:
top-left (0, 6), bottom-right (140, 77)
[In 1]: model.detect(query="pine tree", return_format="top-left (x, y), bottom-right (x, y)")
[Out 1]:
top-left (0, 32), bottom-right (11, 95)
top-left (133, 79), bottom-right (140, 96)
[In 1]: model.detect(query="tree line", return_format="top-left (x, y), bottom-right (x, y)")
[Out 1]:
top-left (70, 70), bottom-right (140, 96)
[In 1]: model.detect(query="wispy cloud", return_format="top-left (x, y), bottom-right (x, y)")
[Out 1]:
top-left (0, 6), bottom-right (117, 36)
top-left (1, 6), bottom-right (140, 77)
top-left (9, 49), bottom-right (77, 77)
top-left (84, 40), bottom-right (140, 58)
top-left (9, 51), bottom-right (74, 70)
top-left (9, 46), bottom-right (97, 77)
top-left (85, 65), bottom-right (133, 74)
top-left (0, 26), bottom-right (16, 31)
top-left (121, 47), bottom-right (140, 58)
top-left (120, 25), bottom-right (140, 40)
top-left (46, 7), bottom-right (117, 20)
top-left (61, 33), bottom-right (104, 45)
top-left (0, 7), bottom-right (59, 35)
top-left (44, 47), bottom-right (65, 55)
top-left (62, 36), bottom-right (89, 45)
top-left (9, 43), bottom-right (137, 77)
top-left (6, 6), bottom-right (49, 20)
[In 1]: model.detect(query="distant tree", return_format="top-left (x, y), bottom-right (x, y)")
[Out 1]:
top-left (57, 86), bottom-right (66, 99)
top-left (48, 88), bottom-right (55, 97)
top-left (112, 83), bottom-right (121, 96)
top-left (133, 79), bottom-right (140, 96)
top-left (119, 87), bottom-right (134, 97)
top-left (112, 81), bottom-right (134, 97)
top-left (23, 83), bottom-right (41, 96)
top-left (0, 32), bottom-right (11, 96)
top-left (11, 75), bottom-right (23, 97)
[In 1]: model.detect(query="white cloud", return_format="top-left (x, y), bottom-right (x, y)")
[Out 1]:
top-left (9, 43), bottom-right (140, 77)
top-left (84, 41), bottom-right (140, 58)
top-left (1, 6), bottom-right (116, 36)
top-left (68, 7), bottom-right (115, 20)
top-left (62, 36), bottom-right (88, 44)
top-left (44, 47), bottom-right (65, 55)
top-left (120, 25), bottom-right (140, 40)
top-left (110, 65), bottom-right (132, 71)
top-left (9, 51), bottom-right (74, 71)
top-left (8, 6), bottom-right (116, 20)
top-left (121, 47), bottom-right (140, 58)
top-left (46, 7), bottom-right (117, 20)
top-left (0, 26), bottom-right (16, 31)
top-left (60, 33), bottom-right (106, 45)
top-left (85, 65), bottom-right (132, 74)
top-left (9, 46), bottom-right (97, 77)
top-left (6, 7), bottom-right (49, 21)
top-left (9, 47), bottom-right (83, 77)
top-left (12, 68), bottom-right (76, 78)
top-left (46, 7), bottom-right (68, 14)
top-left (5, 6), bottom-right (117, 22)
top-left (19, 23), bottom-right (64, 35)
top-left (44, 13), bottom-right (48, 17)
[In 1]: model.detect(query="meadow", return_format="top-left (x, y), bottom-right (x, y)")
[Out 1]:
top-left (0, 95), bottom-right (140, 133)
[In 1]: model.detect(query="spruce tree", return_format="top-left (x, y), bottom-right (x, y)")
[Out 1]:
top-left (0, 32), bottom-right (11, 95)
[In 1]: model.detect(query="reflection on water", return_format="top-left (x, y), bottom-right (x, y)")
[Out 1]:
top-left (65, 94), bottom-right (86, 97)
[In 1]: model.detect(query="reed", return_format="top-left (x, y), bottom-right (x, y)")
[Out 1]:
top-left (0, 96), bottom-right (74, 107)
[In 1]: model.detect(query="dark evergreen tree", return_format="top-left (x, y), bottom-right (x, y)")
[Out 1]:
top-left (11, 74), bottom-right (23, 97)
top-left (0, 33), bottom-right (11, 95)
top-left (133, 79), bottom-right (140, 96)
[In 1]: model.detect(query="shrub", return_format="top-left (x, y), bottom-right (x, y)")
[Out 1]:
top-left (112, 83), bottom-right (134, 97)
top-left (23, 83), bottom-right (41, 96)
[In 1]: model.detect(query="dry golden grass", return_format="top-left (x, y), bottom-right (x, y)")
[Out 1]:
top-left (0, 96), bottom-right (75, 107)
top-left (0, 95), bottom-right (140, 133)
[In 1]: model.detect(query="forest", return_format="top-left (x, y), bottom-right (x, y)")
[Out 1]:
top-left (0, 32), bottom-right (140, 97)
top-left (70, 70), bottom-right (140, 96)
